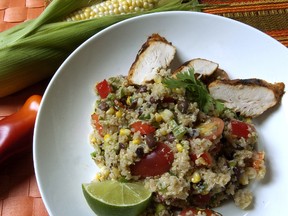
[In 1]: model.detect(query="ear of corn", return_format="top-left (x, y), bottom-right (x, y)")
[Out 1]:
top-left (0, 0), bottom-right (207, 97)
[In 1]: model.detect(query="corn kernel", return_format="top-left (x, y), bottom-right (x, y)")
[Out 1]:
top-left (106, 107), bottom-right (115, 115)
top-left (191, 171), bottom-right (201, 183)
top-left (115, 110), bottom-right (123, 118)
top-left (65, 0), bottom-right (160, 21)
top-left (91, 136), bottom-right (97, 144)
top-left (120, 128), bottom-right (131, 136)
top-left (155, 113), bottom-right (162, 122)
top-left (172, 87), bottom-right (185, 94)
top-left (160, 130), bottom-right (168, 136)
top-left (126, 96), bottom-right (131, 105)
top-left (154, 75), bottom-right (162, 83)
top-left (95, 173), bottom-right (101, 181)
top-left (245, 118), bottom-right (252, 123)
top-left (176, 143), bottom-right (183, 152)
top-left (239, 173), bottom-right (249, 185)
top-left (132, 138), bottom-right (141, 145)
top-left (104, 134), bottom-right (111, 142)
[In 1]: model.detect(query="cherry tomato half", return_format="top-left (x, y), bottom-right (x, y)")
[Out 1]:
top-left (130, 142), bottom-right (174, 177)
top-left (230, 120), bottom-right (254, 139)
top-left (179, 207), bottom-right (222, 216)
top-left (131, 121), bottom-right (156, 135)
top-left (197, 117), bottom-right (224, 140)
top-left (190, 152), bottom-right (213, 166)
top-left (96, 79), bottom-right (112, 99)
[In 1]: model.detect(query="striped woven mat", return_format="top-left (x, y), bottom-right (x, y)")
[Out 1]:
top-left (201, 0), bottom-right (288, 46)
top-left (0, 0), bottom-right (287, 46)
top-left (0, 1), bottom-right (287, 216)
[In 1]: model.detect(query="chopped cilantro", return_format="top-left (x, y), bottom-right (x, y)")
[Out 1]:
top-left (163, 68), bottom-right (224, 115)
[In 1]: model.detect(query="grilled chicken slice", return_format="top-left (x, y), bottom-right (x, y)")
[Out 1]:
top-left (204, 68), bottom-right (229, 84)
top-left (127, 34), bottom-right (176, 85)
top-left (208, 79), bottom-right (285, 117)
top-left (173, 58), bottom-right (219, 77)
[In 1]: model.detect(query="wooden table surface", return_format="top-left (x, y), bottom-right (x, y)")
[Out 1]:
top-left (0, 0), bottom-right (287, 215)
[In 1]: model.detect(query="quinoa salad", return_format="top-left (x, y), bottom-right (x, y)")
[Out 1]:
top-left (86, 34), bottom-right (285, 216)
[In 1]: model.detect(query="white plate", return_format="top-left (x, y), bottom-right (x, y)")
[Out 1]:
top-left (34, 11), bottom-right (288, 216)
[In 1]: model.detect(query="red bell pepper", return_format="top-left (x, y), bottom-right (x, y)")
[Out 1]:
top-left (0, 95), bottom-right (42, 164)
top-left (96, 79), bottom-right (112, 99)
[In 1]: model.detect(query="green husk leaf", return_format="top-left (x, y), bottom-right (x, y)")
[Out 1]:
top-left (0, 0), bottom-right (206, 97)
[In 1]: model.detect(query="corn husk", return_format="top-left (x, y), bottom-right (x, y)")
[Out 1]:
top-left (0, 0), bottom-right (205, 97)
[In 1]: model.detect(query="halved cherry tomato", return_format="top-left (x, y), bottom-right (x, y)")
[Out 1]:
top-left (96, 79), bottom-right (112, 99)
top-left (230, 120), bottom-right (253, 139)
top-left (91, 113), bottom-right (103, 136)
top-left (190, 152), bottom-right (213, 166)
top-left (130, 142), bottom-right (174, 177)
top-left (130, 121), bottom-right (156, 135)
top-left (179, 207), bottom-right (222, 216)
top-left (197, 117), bottom-right (224, 140)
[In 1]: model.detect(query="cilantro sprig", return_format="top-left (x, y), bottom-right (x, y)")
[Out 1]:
top-left (163, 68), bottom-right (224, 115)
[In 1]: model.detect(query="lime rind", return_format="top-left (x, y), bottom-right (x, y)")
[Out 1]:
top-left (82, 180), bottom-right (152, 216)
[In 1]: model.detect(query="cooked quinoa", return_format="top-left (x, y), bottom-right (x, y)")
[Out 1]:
top-left (89, 68), bottom-right (266, 215)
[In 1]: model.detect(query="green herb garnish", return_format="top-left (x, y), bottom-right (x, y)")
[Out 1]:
top-left (163, 68), bottom-right (224, 115)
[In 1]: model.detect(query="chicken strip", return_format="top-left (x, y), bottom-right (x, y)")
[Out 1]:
top-left (208, 79), bottom-right (285, 117)
top-left (127, 34), bottom-right (176, 85)
top-left (173, 58), bottom-right (219, 78)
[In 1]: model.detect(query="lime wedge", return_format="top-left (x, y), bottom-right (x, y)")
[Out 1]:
top-left (82, 180), bottom-right (152, 216)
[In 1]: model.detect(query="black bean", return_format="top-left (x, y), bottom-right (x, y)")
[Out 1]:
top-left (166, 133), bottom-right (175, 142)
top-left (98, 101), bottom-right (109, 111)
top-left (135, 147), bottom-right (144, 158)
top-left (138, 85), bottom-right (148, 93)
top-left (146, 133), bottom-right (157, 149)
top-left (177, 100), bottom-right (189, 113)
top-left (119, 142), bottom-right (126, 150)
top-left (149, 96), bottom-right (158, 104)
top-left (129, 100), bottom-right (137, 109)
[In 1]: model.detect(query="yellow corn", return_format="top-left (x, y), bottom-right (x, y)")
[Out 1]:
top-left (126, 96), bottom-right (132, 106)
top-left (106, 107), bottom-right (115, 115)
top-left (172, 87), bottom-right (185, 94)
top-left (66, 0), bottom-right (159, 21)
top-left (104, 134), bottom-right (111, 142)
top-left (120, 128), bottom-right (131, 136)
top-left (155, 113), bottom-right (162, 122)
top-left (132, 138), bottom-right (141, 144)
top-left (154, 74), bottom-right (162, 83)
top-left (91, 136), bottom-right (97, 144)
top-left (191, 171), bottom-right (201, 183)
top-left (115, 110), bottom-right (123, 118)
top-left (176, 143), bottom-right (183, 152)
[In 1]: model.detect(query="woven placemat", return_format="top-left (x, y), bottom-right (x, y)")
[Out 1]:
top-left (201, 0), bottom-right (288, 46)
top-left (0, 1), bottom-right (287, 216)
top-left (0, 0), bottom-right (46, 32)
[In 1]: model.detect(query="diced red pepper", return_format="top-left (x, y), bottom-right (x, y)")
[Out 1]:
top-left (130, 121), bottom-right (156, 135)
top-left (230, 120), bottom-right (252, 139)
top-left (96, 79), bottom-right (112, 99)
top-left (91, 113), bottom-right (103, 136)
